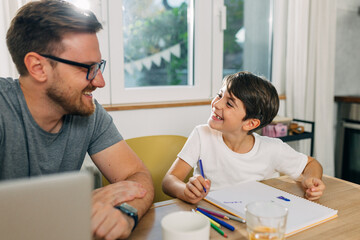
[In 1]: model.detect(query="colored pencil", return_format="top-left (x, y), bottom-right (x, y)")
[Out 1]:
top-left (196, 208), bottom-right (235, 231)
top-left (192, 209), bottom-right (221, 228)
top-left (198, 205), bottom-right (246, 223)
top-left (197, 206), bottom-right (230, 219)
top-left (211, 222), bottom-right (228, 238)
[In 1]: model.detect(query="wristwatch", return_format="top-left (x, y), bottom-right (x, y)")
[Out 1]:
top-left (114, 203), bottom-right (138, 231)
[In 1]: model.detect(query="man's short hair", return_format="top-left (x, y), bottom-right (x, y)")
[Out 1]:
top-left (6, 0), bottom-right (103, 76)
top-left (222, 71), bottom-right (279, 134)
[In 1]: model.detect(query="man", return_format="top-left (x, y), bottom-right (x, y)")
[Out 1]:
top-left (0, 0), bottom-right (154, 239)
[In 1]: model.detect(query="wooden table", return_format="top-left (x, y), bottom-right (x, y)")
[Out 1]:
top-left (129, 176), bottom-right (360, 239)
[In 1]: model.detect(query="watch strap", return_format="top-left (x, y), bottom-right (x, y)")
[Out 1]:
top-left (114, 205), bottom-right (138, 231)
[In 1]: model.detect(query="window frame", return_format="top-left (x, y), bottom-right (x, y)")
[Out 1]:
top-left (93, 0), bottom-right (272, 106)
top-left (93, 0), bottom-right (224, 105)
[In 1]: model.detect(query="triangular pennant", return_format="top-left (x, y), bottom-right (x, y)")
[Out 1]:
top-left (170, 44), bottom-right (181, 58)
top-left (152, 53), bottom-right (162, 66)
top-left (161, 48), bottom-right (171, 62)
top-left (134, 60), bottom-right (143, 71)
top-left (124, 63), bottom-right (134, 75)
top-left (142, 57), bottom-right (152, 70)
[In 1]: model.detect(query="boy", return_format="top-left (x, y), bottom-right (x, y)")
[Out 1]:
top-left (162, 71), bottom-right (325, 204)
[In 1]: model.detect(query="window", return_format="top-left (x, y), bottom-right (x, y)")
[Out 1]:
top-left (122, 0), bottom-right (190, 88)
top-left (104, 0), bottom-right (213, 104)
top-left (223, 0), bottom-right (273, 79)
top-left (68, 0), bottom-right (273, 105)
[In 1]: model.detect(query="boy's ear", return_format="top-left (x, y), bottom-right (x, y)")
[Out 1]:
top-left (243, 118), bottom-right (261, 131)
top-left (23, 52), bottom-right (48, 83)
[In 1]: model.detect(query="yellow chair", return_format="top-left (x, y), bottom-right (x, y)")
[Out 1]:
top-left (102, 135), bottom-right (191, 203)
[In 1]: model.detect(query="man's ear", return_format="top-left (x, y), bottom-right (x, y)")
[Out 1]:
top-left (23, 52), bottom-right (48, 82)
top-left (243, 118), bottom-right (261, 131)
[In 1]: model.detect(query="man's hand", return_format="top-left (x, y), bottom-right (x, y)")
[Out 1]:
top-left (92, 202), bottom-right (134, 240)
top-left (92, 180), bottom-right (147, 206)
top-left (91, 181), bottom-right (146, 239)
top-left (301, 177), bottom-right (325, 201)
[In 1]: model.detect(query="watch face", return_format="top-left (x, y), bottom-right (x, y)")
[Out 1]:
top-left (120, 203), bottom-right (138, 216)
top-left (116, 203), bottom-right (138, 231)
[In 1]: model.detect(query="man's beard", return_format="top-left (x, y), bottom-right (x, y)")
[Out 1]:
top-left (46, 84), bottom-right (96, 116)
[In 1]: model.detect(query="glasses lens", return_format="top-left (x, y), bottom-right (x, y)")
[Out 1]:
top-left (88, 64), bottom-right (99, 80)
top-left (100, 60), bottom-right (106, 73)
top-left (88, 61), bottom-right (106, 81)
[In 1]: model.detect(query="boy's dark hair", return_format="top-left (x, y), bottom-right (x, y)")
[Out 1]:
top-left (223, 71), bottom-right (279, 134)
top-left (6, 0), bottom-right (103, 76)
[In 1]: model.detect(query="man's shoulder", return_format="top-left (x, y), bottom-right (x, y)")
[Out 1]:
top-left (0, 77), bottom-right (17, 89)
top-left (0, 77), bottom-right (20, 111)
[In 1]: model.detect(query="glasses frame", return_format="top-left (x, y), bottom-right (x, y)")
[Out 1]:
top-left (39, 54), bottom-right (106, 81)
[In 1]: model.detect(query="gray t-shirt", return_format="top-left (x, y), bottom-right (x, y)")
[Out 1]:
top-left (0, 77), bottom-right (123, 180)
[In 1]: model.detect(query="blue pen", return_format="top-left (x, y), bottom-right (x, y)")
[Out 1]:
top-left (196, 208), bottom-right (235, 231)
top-left (198, 159), bottom-right (206, 193)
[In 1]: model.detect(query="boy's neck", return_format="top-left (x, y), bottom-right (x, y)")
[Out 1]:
top-left (222, 133), bottom-right (255, 154)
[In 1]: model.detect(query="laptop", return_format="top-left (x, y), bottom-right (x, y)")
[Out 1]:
top-left (0, 172), bottom-right (93, 240)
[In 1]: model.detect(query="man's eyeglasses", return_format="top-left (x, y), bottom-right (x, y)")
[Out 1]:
top-left (39, 54), bottom-right (106, 81)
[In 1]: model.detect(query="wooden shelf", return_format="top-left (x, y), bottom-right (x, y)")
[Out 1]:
top-left (279, 131), bottom-right (313, 142)
top-left (276, 119), bottom-right (315, 156)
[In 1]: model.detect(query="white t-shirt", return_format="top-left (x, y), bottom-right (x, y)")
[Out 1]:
top-left (178, 124), bottom-right (308, 191)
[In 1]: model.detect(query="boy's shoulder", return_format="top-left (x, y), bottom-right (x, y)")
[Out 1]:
top-left (194, 124), bottom-right (221, 137)
top-left (195, 124), bottom-right (215, 133)
top-left (194, 124), bottom-right (210, 130)
top-left (254, 132), bottom-right (286, 148)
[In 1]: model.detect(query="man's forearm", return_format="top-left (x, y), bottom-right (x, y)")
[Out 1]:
top-left (125, 171), bottom-right (154, 218)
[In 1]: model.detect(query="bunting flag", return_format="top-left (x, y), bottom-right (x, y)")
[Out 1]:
top-left (124, 43), bottom-right (181, 75)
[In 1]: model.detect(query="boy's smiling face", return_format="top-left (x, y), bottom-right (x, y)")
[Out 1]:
top-left (208, 85), bottom-right (250, 135)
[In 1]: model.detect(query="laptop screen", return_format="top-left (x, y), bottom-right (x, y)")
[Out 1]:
top-left (0, 172), bottom-right (93, 240)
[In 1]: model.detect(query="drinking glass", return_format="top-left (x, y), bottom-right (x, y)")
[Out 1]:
top-left (245, 201), bottom-right (288, 240)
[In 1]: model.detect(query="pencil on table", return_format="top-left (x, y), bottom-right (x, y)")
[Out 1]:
top-left (196, 208), bottom-right (235, 231)
top-left (197, 206), bottom-right (230, 219)
top-left (211, 222), bottom-right (228, 238)
top-left (193, 209), bottom-right (221, 229)
top-left (197, 205), bottom-right (246, 223)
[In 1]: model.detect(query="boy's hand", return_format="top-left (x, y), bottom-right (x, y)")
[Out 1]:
top-left (183, 175), bottom-right (211, 204)
top-left (301, 177), bottom-right (325, 201)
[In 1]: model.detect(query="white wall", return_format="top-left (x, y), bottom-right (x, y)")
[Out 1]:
top-left (334, 0), bottom-right (360, 95)
top-left (108, 105), bottom-right (210, 139)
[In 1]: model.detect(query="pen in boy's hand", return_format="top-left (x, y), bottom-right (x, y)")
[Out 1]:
top-left (198, 159), bottom-right (206, 193)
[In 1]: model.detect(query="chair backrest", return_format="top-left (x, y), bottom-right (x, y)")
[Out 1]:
top-left (103, 135), bottom-right (191, 203)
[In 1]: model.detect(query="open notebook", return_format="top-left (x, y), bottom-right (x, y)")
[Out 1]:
top-left (0, 172), bottom-right (93, 240)
top-left (205, 180), bottom-right (338, 237)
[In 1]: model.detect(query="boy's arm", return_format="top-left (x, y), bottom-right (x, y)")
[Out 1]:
top-left (162, 158), bottom-right (210, 204)
top-left (299, 156), bottom-right (326, 201)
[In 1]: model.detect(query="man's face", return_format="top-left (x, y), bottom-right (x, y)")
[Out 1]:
top-left (46, 33), bottom-right (105, 116)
